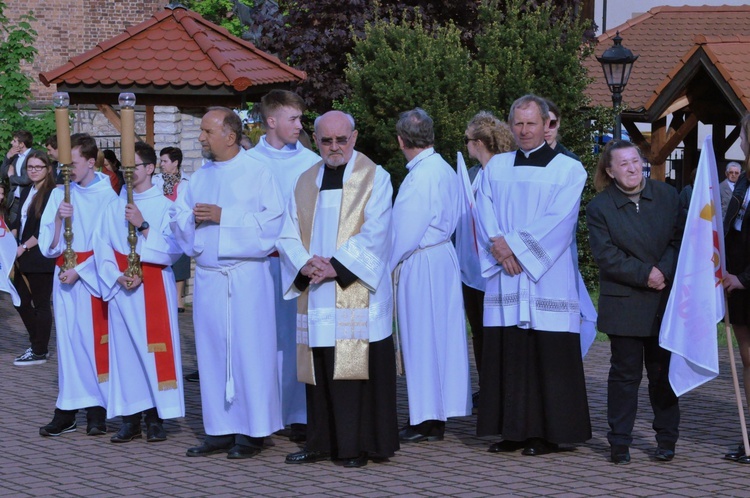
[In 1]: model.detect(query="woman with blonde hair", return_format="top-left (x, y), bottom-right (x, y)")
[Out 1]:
top-left (458, 111), bottom-right (515, 405)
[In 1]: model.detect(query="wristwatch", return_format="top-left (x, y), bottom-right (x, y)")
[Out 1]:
top-left (21, 243), bottom-right (28, 251)
top-left (137, 221), bottom-right (150, 233)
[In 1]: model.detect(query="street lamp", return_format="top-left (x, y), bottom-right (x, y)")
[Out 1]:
top-left (597, 32), bottom-right (638, 140)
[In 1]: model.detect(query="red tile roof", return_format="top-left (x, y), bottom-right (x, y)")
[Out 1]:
top-left (646, 35), bottom-right (750, 114)
top-left (585, 5), bottom-right (750, 113)
top-left (39, 6), bottom-right (305, 91)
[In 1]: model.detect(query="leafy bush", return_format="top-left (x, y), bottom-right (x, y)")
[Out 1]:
top-left (343, 14), bottom-right (488, 187)
top-left (0, 3), bottom-right (55, 148)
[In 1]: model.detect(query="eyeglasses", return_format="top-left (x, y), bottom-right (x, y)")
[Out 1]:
top-left (464, 136), bottom-right (479, 145)
top-left (26, 165), bottom-right (47, 172)
top-left (134, 162), bottom-right (150, 167)
top-left (319, 135), bottom-right (352, 147)
top-left (549, 119), bottom-right (559, 129)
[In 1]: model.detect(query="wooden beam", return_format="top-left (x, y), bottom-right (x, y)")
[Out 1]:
top-left (681, 125), bottom-right (699, 189)
top-left (651, 113), bottom-right (699, 165)
top-left (622, 120), bottom-right (649, 150)
top-left (666, 111), bottom-right (684, 142)
top-left (97, 104), bottom-right (122, 133)
top-left (96, 103), bottom-right (142, 144)
top-left (650, 117), bottom-right (667, 181)
top-left (146, 106), bottom-right (155, 146)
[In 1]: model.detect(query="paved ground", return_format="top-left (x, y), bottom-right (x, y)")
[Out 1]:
top-left (1, 294), bottom-right (750, 497)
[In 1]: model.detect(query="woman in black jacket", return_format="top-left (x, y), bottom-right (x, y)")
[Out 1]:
top-left (586, 140), bottom-right (682, 465)
top-left (10, 150), bottom-right (57, 366)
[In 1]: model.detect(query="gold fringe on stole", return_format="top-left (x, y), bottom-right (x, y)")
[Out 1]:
top-left (98, 373), bottom-right (109, 383)
top-left (158, 380), bottom-right (178, 391)
top-left (148, 343), bottom-right (168, 353)
top-left (294, 153), bottom-right (378, 383)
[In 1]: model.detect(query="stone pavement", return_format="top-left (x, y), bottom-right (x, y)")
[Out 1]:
top-left (1, 294), bottom-right (749, 497)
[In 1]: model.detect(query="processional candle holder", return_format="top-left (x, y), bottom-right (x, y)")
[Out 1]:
top-left (119, 92), bottom-right (142, 281)
top-left (53, 92), bottom-right (77, 272)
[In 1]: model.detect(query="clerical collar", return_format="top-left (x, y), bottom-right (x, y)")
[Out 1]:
top-left (321, 163), bottom-right (346, 191)
top-left (514, 142), bottom-right (558, 167)
top-left (406, 148), bottom-right (436, 171)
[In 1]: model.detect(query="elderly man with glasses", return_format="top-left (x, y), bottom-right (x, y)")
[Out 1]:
top-left (721, 161), bottom-right (743, 218)
top-left (277, 110), bottom-right (399, 468)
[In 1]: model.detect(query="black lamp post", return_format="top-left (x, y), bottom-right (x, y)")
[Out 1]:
top-left (597, 32), bottom-right (638, 140)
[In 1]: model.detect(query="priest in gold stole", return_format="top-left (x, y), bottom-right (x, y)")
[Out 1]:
top-left (277, 110), bottom-right (399, 468)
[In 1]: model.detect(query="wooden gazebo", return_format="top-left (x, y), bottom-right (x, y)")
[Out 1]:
top-left (39, 4), bottom-right (305, 144)
top-left (585, 5), bottom-right (750, 184)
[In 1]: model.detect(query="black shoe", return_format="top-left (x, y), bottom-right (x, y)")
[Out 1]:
top-left (146, 422), bottom-right (167, 442)
top-left (185, 370), bottom-right (200, 382)
top-left (488, 440), bottom-right (525, 453)
top-left (522, 438), bottom-right (557, 456)
top-left (343, 454), bottom-right (368, 468)
top-left (725, 443), bottom-right (745, 461)
top-left (399, 426), bottom-right (444, 443)
top-left (227, 444), bottom-right (261, 459)
top-left (110, 422), bottom-right (142, 443)
top-left (39, 418), bottom-right (77, 437)
top-left (178, 307), bottom-right (186, 313)
top-left (285, 450), bottom-right (331, 464)
top-left (289, 423), bottom-right (307, 443)
top-left (611, 445), bottom-right (631, 464)
top-left (655, 445), bottom-right (675, 462)
top-left (86, 423), bottom-right (107, 436)
top-left (186, 440), bottom-right (232, 457)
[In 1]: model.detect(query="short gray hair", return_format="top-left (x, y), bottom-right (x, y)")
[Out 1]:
top-left (726, 161), bottom-right (742, 172)
top-left (396, 108), bottom-right (434, 149)
top-left (508, 94), bottom-right (550, 123)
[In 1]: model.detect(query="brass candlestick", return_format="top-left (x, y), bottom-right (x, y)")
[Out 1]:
top-left (53, 92), bottom-right (77, 272)
top-left (119, 92), bottom-right (142, 280)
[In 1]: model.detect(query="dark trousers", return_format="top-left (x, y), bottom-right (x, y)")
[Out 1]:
top-left (123, 407), bottom-right (162, 425)
top-left (305, 336), bottom-right (399, 460)
top-left (204, 434), bottom-right (264, 449)
top-left (14, 272), bottom-right (53, 355)
top-left (462, 284), bottom-right (484, 377)
top-left (607, 335), bottom-right (680, 448)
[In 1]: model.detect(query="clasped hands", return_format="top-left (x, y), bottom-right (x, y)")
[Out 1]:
top-left (301, 255), bottom-right (337, 285)
top-left (193, 203), bottom-right (221, 224)
top-left (117, 274), bottom-right (143, 290)
top-left (490, 235), bottom-right (522, 277)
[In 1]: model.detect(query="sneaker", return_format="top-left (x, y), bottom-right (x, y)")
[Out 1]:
top-left (40, 418), bottom-right (77, 437)
top-left (15, 347), bottom-right (32, 360)
top-left (14, 349), bottom-right (47, 366)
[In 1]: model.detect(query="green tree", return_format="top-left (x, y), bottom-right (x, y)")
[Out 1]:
top-left (181, 0), bottom-right (255, 38)
top-left (344, 14), bottom-right (489, 187)
top-left (0, 2), bottom-right (55, 148)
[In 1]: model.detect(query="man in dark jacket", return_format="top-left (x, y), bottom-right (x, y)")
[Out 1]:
top-left (1, 130), bottom-right (35, 224)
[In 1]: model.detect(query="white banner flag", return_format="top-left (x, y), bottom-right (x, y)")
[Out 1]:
top-left (455, 151), bottom-right (484, 291)
top-left (0, 217), bottom-right (20, 306)
top-left (660, 135), bottom-right (724, 396)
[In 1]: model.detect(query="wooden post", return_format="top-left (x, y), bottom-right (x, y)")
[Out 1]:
top-left (650, 117), bottom-right (667, 181)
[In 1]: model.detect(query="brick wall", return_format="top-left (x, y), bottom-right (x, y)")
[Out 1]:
top-left (6, 0), bottom-right (164, 103)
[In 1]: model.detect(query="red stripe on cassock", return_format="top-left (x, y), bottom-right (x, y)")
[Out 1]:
top-left (114, 251), bottom-right (177, 390)
top-left (56, 250), bottom-right (109, 382)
